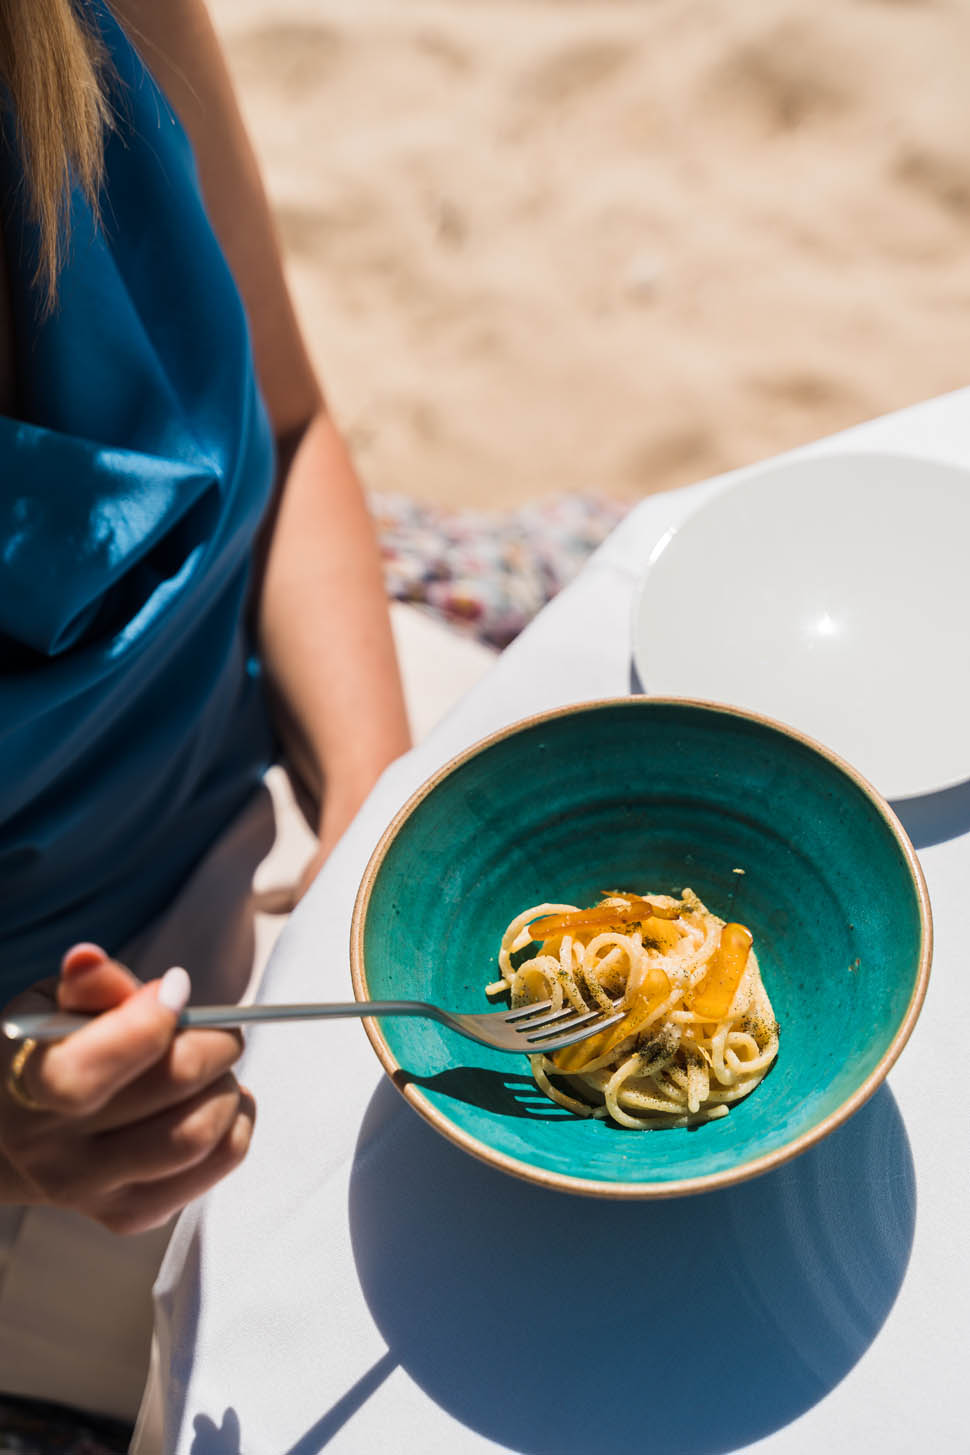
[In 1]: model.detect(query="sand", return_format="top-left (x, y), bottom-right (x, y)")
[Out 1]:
top-left (209, 0), bottom-right (970, 510)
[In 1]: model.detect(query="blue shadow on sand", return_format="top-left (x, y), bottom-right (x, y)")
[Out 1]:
top-left (348, 1077), bottom-right (915, 1455)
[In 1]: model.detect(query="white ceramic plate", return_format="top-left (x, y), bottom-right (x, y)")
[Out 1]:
top-left (632, 451), bottom-right (970, 801)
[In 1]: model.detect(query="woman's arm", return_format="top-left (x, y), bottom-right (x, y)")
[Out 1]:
top-left (112, 1), bottom-right (411, 863)
top-left (255, 414), bottom-right (412, 861)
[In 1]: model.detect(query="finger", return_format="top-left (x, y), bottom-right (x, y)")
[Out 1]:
top-left (58, 945), bottom-right (142, 1014)
top-left (85, 1024), bottom-right (245, 1133)
top-left (27, 968), bottom-right (192, 1117)
top-left (61, 943), bottom-right (110, 974)
top-left (87, 1074), bottom-right (247, 1192)
top-left (94, 1091), bottom-right (256, 1235)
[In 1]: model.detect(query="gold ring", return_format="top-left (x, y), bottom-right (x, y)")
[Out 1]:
top-left (6, 1038), bottom-right (47, 1113)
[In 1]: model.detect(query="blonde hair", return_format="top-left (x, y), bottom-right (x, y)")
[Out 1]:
top-left (0, 0), bottom-right (112, 311)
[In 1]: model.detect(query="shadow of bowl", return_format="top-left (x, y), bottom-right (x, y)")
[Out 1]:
top-left (350, 1075), bottom-right (915, 1455)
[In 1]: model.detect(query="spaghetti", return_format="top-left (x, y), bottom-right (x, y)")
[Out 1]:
top-left (487, 889), bottom-right (778, 1128)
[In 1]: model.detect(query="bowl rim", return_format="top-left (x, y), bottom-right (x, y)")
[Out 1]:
top-left (349, 696), bottom-right (933, 1199)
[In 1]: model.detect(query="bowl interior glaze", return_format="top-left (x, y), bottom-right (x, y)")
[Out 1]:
top-left (351, 700), bottom-right (930, 1196)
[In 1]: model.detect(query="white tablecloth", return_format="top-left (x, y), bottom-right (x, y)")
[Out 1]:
top-left (158, 389), bottom-right (969, 1454)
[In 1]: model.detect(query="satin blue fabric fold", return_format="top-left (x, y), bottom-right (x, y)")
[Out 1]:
top-left (0, 2), bottom-right (277, 995)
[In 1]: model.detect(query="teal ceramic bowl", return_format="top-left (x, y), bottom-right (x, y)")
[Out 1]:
top-left (350, 699), bottom-right (931, 1197)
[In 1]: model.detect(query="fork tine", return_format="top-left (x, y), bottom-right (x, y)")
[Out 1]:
top-left (519, 1003), bottom-right (609, 1034)
top-left (506, 1003), bottom-right (585, 1031)
top-left (502, 1000), bottom-right (554, 1022)
top-left (520, 1006), bottom-right (626, 1051)
top-left (507, 998), bottom-right (622, 1032)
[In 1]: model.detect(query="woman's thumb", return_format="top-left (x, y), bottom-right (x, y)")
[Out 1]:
top-left (57, 942), bottom-right (141, 1013)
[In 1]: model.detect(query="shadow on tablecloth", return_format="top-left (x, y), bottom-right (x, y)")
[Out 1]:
top-left (344, 1078), bottom-right (914, 1455)
top-left (890, 777), bottom-right (970, 851)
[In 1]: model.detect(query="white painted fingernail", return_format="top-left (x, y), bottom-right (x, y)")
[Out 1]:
top-left (157, 966), bottom-right (191, 1014)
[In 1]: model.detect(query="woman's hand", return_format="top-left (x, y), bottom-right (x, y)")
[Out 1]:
top-left (0, 944), bottom-right (255, 1235)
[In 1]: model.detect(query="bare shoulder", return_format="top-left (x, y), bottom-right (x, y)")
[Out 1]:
top-left (106, 1), bottom-right (237, 148)
top-left (107, 0), bottom-right (210, 82)
top-left (108, 0), bottom-right (321, 436)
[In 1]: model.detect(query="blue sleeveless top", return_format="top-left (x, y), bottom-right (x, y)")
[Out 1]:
top-left (0, 4), bottom-right (277, 995)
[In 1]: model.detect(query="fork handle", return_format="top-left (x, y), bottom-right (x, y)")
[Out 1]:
top-left (2, 1001), bottom-right (447, 1043)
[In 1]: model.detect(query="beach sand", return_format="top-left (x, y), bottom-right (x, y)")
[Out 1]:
top-left (210, 0), bottom-right (970, 510)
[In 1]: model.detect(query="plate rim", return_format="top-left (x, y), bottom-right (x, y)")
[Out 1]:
top-left (349, 695), bottom-right (933, 1200)
top-left (630, 449), bottom-right (970, 802)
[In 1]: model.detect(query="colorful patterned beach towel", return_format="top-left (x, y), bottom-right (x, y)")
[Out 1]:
top-left (371, 492), bottom-right (630, 649)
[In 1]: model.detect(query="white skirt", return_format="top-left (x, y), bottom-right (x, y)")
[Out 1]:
top-left (0, 766), bottom-right (317, 1430)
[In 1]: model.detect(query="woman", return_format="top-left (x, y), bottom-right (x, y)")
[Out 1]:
top-left (0, 0), bottom-right (410, 1430)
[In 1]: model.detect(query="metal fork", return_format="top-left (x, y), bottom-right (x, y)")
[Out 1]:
top-left (2, 997), bottom-right (625, 1055)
